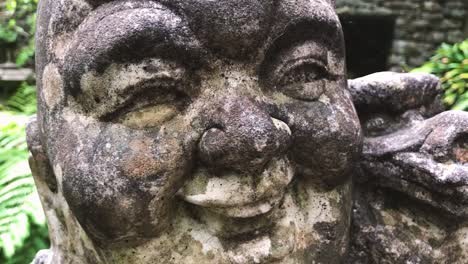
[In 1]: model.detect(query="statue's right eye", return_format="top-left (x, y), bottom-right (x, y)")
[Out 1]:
top-left (111, 87), bottom-right (190, 129)
top-left (117, 104), bottom-right (180, 129)
top-left (79, 58), bottom-right (195, 122)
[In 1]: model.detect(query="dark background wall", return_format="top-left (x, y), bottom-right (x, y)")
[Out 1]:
top-left (336, 0), bottom-right (468, 77)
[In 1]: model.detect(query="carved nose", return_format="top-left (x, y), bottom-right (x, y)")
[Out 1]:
top-left (198, 98), bottom-right (291, 174)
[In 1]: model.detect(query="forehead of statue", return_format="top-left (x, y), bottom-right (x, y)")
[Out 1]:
top-left (60, 0), bottom-right (337, 59)
top-left (161, 0), bottom-right (274, 59)
top-left (43, 0), bottom-right (339, 97)
top-left (156, 0), bottom-right (337, 59)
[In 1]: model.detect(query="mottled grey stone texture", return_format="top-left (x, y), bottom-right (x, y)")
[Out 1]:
top-left (29, 0), bottom-right (467, 263)
top-left (347, 73), bottom-right (468, 263)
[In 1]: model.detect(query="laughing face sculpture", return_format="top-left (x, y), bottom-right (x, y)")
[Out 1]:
top-left (30, 0), bottom-right (468, 263)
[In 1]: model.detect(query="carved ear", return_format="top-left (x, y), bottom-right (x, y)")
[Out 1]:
top-left (26, 116), bottom-right (57, 193)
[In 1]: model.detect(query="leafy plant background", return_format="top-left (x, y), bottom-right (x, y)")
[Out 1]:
top-left (0, 84), bottom-right (49, 264)
top-left (1, 0), bottom-right (49, 263)
top-left (412, 39), bottom-right (468, 111)
top-left (0, 0), bottom-right (37, 67)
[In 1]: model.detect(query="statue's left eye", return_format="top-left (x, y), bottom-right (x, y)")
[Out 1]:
top-left (279, 62), bottom-right (327, 86)
top-left (276, 60), bottom-right (328, 101)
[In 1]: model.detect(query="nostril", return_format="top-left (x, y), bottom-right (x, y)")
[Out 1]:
top-left (198, 118), bottom-right (292, 172)
top-left (198, 127), bottom-right (229, 166)
top-left (208, 122), bottom-right (225, 131)
top-left (271, 117), bottom-right (291, 136)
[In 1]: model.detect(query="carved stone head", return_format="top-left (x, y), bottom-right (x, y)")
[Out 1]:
top-left (30, 0), bottom-right (363, 263)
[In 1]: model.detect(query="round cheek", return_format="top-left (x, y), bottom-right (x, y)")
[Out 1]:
top-left (120, 135), bottom-right (187, 179)
top-left (287, 90), bottom-right (362, 186)
top-left (50, 118), bottom-right (195, 245)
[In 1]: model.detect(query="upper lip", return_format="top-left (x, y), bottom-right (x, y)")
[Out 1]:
top-left (178, 157), bottom-right (294, 217)
top-left (204, 195), bottom-right (285, 218)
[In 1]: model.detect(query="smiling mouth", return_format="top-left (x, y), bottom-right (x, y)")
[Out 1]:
top-left (178, 157), bottom-right (294, 218)
top-left (200, 194), bottom-right (285, 218)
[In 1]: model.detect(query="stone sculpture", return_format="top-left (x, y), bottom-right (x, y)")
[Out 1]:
top-left (30, 0), bottom-right (467, 263)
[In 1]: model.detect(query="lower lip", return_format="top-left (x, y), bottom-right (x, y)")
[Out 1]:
top-left (184, 197), bottom-right (284, 240)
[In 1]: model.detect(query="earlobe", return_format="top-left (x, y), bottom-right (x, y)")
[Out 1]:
top-left (26, 115), bottom-right (58, 193)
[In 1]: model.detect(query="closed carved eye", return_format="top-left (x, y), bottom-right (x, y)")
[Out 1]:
top-left (275, 57), bottom-right (329, 101)
top-left (88, 58), bottom-right (194, 129)
top-left (114, 89), bottom-right (189, 129)
top-left (261, 39), bottom-right (335, 101)
top-left (118, 104), bottom-right (179, 129)
top-left (278, 59), bottom-right (328, 86)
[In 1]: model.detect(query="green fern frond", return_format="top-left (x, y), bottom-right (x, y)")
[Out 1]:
top-left (0, 84), bottom-right (49, 261)
top-left (0, 119), bottom-right (40, 259)
top-left (0, 83), bottom-right (37, 115)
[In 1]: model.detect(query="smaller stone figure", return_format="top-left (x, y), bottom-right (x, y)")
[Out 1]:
top-left (348, 72), bottom-right (468, 263)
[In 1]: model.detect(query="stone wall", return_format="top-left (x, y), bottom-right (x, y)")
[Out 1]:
top-left (336, 0), bottom-right (468, 72)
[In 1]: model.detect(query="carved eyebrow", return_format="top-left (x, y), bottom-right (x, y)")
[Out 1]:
top-left (259, 17), bottom-right (345, 82)
top-left (266, 17), bottom-right (345, 60)
top-left (62, 5), bottom-right (205, 98)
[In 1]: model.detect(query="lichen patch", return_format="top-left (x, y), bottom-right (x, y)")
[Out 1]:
top-left (42, 64), bottom-right (65, 110)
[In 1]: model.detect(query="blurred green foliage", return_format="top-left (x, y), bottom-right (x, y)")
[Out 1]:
top-left (0, 83), bottom-right (49, 264)
top-left (1, 1), bottom-right (48, 263)
top-left (412, 39), bottom-right (468, 111)
top-left (0, 0), bottom-right (37, 66)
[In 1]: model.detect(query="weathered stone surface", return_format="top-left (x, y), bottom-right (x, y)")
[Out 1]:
top-left (348, 73), bottom-right (468, 263)
top-left (30, 1), bottom-right (467, 263)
